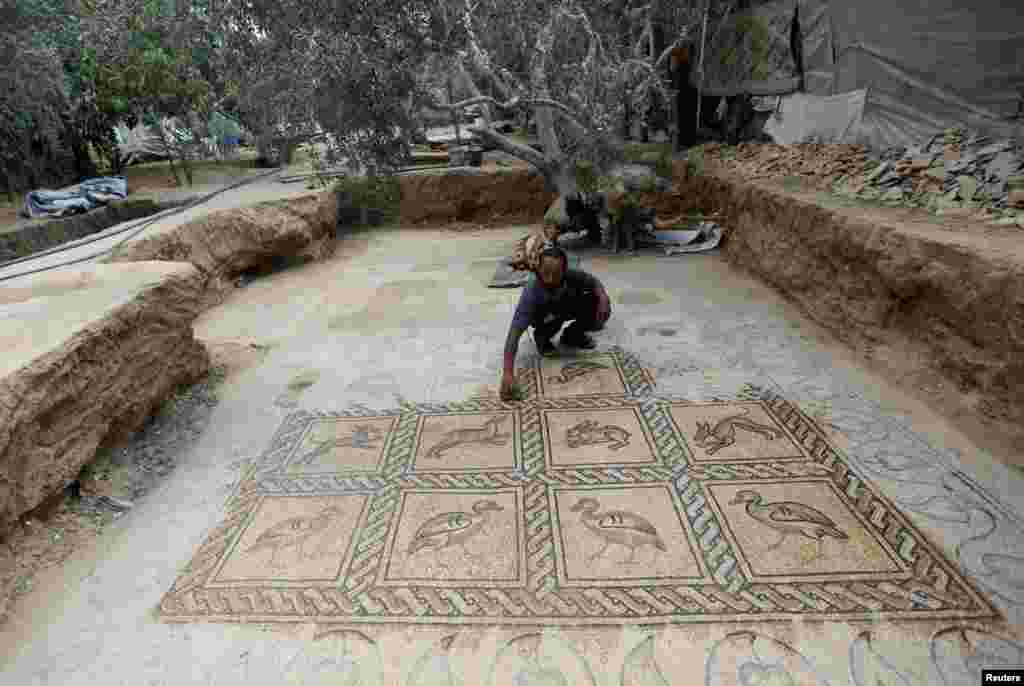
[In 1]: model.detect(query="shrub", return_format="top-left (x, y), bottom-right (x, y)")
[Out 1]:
top-left (654, 149), bottom-right (674, 179)
top-left (687, 146), bottom-right (705, 177)
top-left (576, 160), bottom-right (599, 194)
top-left (332, 174), bottom-right (402, 223)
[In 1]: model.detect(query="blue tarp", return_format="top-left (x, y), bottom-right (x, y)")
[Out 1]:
top-left (22, 176), bottom-right (129, 219)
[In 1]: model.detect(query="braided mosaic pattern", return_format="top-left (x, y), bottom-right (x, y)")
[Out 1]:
top-left (159, 354), bottom-right (999, 626)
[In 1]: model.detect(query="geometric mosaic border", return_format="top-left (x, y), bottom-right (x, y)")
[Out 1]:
top-left (158, 353), bottom-right (999, 626)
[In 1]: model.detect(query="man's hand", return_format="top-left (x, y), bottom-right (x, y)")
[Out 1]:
top-left (501, 326), bottom-right (524, 401)
top-left (500, 374), bottom-right (519, 402)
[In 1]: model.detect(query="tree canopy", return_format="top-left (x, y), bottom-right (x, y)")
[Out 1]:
top-left (2, 0), bottom-right (734, 194)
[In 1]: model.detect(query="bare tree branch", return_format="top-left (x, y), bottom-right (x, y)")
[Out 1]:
top-left (462, 0), bottom-right (524, 101)
top-left (455, 58), bottom-right (492, 126)
top-left (468, 126), bottom-right (550, 171)
top-left (444, 94), bottom-right (589, 135)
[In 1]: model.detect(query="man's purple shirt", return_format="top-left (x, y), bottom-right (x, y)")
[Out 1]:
top-left (510, 269), bottom-right (603, 330)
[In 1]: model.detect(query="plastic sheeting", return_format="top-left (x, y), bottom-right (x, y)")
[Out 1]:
top-left (763, 89), bottom-right (867, 145)
top-left (795, 0), bottom-right (836, 94)
top-left (22, 177), bottom-right (128, 219)
top-left (803, 0), bottom-right (1024, 150)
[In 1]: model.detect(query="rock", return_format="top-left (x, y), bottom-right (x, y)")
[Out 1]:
top-left (976, 141), bottom-right (1015, 157)
top-left (866, 161), bottom-right (890, 182)
top-left (987, 152), bottom-right (1020, 183)
top-left (882, 188), bottom-right (905, 203)
top-left (0, 262), bottom-right (210, 534)
top-left (107, 192), bottom-right (336, 304)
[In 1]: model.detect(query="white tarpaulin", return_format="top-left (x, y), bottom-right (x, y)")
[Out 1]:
top-left (763, 89), bottom-right (867, 144)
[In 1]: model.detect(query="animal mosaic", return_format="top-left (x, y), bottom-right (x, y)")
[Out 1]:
top-left (423, 416), bottom-right (510, 460)
top-left (693, 407), bottom-right (783, 455)
top-left (547, 360), bottom-right (609, 385)
top-left (570, 498), bottom-right (667, 564)
top-left (565, 419), bottom-right (631, 451)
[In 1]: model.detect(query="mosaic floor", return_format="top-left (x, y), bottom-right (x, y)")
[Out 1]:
top-left (158, 348), bottom-right (998, 626)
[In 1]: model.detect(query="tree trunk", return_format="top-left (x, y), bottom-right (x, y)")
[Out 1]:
top-left (255, 131), bottom-right (278, 167)
top-left (447, 73), bottom-right (462, 146)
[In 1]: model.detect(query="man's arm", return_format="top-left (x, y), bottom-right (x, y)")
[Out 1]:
top-left (503, 325), bottom-right (525, 378)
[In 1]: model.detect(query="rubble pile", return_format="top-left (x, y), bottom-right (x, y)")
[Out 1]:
top-left (702, 142), bottom-right (871, 190)
top-left (699, 129), bottom-right (1024, 226)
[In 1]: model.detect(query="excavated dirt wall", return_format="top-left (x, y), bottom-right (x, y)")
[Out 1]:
top-left (0, 191), bottom-right (337, 536)
top-left (397, 169), bottom-right (557, 226)
top-left (106, 193), bottom-right (336, 307)
top-left (0, 263), bottom-right (210, 535)
top-left (661, 161), bottom-right (1024, 450)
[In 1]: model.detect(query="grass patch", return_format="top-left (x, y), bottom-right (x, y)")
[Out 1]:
top-left (287, 370), bottom-right (321, 392)
top-left (622, 142), bottom-right (673, 164)
top-left (110, 197), bottom-right (160, 212)
top-left (0, 193), bottom-right (23, 208)
top-left (687, 146), bottom-right (705, 176)
top-left (782, 175), bottom-right (803, 192)
top-left (80, 450), bottom-right (116, 484)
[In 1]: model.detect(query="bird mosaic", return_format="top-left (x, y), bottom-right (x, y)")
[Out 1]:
top-left (407, 500), bottom-right (505, 563)
top-left (570, 498), bottom-right (667, 564)
top-left (729, 490), bottom-right (849, 561)
top-left (245, 505), bottom-right (343, 568)
top-left (292, 424), bottom-right (385, 468)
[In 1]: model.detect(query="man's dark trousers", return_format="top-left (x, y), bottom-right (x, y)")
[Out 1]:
top-left (531, 289), bottom-right (604, 346)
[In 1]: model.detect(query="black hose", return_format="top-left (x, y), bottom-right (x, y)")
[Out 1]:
top-left (0, 168), bottom-right (284, 284)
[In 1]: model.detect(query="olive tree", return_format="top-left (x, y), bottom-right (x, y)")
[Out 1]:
top-left (423, 0), bottom-right (702, 198)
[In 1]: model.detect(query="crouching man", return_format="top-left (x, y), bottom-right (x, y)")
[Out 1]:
top-left (499, 245), bottom-right (611, 401)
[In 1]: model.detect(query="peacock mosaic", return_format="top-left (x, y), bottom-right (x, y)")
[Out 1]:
top-left (159, 349), bottom-right (999, 626)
